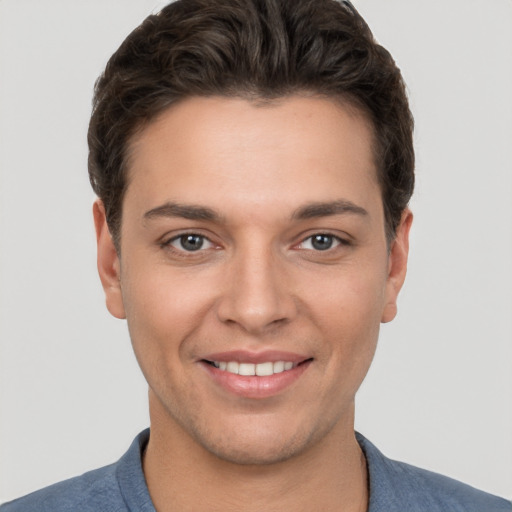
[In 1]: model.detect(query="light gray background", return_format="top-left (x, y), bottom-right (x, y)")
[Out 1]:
top-left (1, 0), bottom-right (511, 503)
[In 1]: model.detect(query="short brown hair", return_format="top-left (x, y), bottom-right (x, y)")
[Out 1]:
top-left (88, 0), bottom-right (414, 248)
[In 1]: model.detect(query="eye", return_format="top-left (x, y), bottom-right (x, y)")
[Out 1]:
top-left (167, 234), bottom-right (214, 252)
top-left (299, 234), bottom-right (345, 251)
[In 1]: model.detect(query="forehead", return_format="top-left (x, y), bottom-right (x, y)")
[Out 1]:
top-left (124, 95), bottom-right (382, 223)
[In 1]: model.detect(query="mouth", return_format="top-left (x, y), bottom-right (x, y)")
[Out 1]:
top-left (199, 353), bottom-right (313, 398)
top-left (202, 359), bottom-right (311, 376)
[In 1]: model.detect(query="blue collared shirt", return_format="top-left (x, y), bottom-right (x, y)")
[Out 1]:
top-left (2, 429), bottom-right (510, 511)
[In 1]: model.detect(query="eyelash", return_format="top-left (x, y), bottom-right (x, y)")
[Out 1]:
top-left (161, 232), bottom-right (350, 256)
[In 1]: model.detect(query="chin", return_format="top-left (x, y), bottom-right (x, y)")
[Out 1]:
top-left (201, 435), bottom-right (308, 466)
top-left (189, 415), bottom-right (332, 467)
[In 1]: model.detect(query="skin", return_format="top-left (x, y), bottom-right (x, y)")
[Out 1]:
top-left (94, 96), bottom-right (412, 511)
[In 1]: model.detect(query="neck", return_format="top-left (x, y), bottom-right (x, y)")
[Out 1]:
top-left (143, 394), bottom-right (368, 512)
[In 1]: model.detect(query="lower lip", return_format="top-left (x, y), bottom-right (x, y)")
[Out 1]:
top-left (200, 360), bottom-right (312, 399)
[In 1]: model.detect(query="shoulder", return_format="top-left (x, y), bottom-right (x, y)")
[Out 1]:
top-left (376, 457), bottom-right (511, 512)
top-left (0, 464), bottom-right (123, 512)
top-left (357, 433), bottom-right (511, 512)
top-left (1, 430), bottom-right (152, 512)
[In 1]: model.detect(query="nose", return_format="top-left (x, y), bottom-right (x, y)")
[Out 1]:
top-left (216, 246), bottom-right (297, 334)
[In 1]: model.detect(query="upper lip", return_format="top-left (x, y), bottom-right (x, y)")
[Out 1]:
top-left (200, 350), bottom-right (311, 364)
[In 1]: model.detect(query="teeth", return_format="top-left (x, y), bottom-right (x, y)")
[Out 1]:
top-left (211, 360), bottom-right (298, 376)
top-left (239, 363), bottom-right (255, 376)
top-left (273, 361), bottom-right (285, 374)
top-left (226, 361), bottom-right (239, 374)
top-left (255, 362), bottom-right (273, 376)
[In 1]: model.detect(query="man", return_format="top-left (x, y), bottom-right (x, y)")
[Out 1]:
top-left (1, 0), bottom-right (510, 510)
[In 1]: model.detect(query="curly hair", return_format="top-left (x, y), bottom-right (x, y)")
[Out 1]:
top-left (88, 0), bottom-right (414, 248)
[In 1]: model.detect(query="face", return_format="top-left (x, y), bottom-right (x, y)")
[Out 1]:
top-left (95, 96), bottom-right (411, 465)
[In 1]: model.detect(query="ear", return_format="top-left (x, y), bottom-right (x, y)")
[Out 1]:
top-left (93, 199), bottom-right (126, 319)
top-left (381, 209), bottom-right (413, 323)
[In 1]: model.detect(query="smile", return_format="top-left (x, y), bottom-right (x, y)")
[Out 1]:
top-left (201, 357), bottom-right (312, 398)
top-left (209, 360), bottom-right (296, 376)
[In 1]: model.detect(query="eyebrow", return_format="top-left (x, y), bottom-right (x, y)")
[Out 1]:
top-left (292, 200), bottom-right (369, 220)
top-left (144, 202), bottom-right (222, 222)
top-left (143, 199), bottom-right (368, 224)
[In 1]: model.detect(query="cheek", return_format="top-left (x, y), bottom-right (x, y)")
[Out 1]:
top-left (119, 264), bottom-right (216, 363)
top-left (304, 260), bottom-right (387, 364)
top-left (123, 261), bottom-right (212, 320)
top-left (306, 258), bottom-right (388, 322)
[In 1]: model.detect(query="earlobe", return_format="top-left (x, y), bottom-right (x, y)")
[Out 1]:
top-left (93, 199), bottom-right (126, 319)
top-left (381, 209), bottom-right (413, 324)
